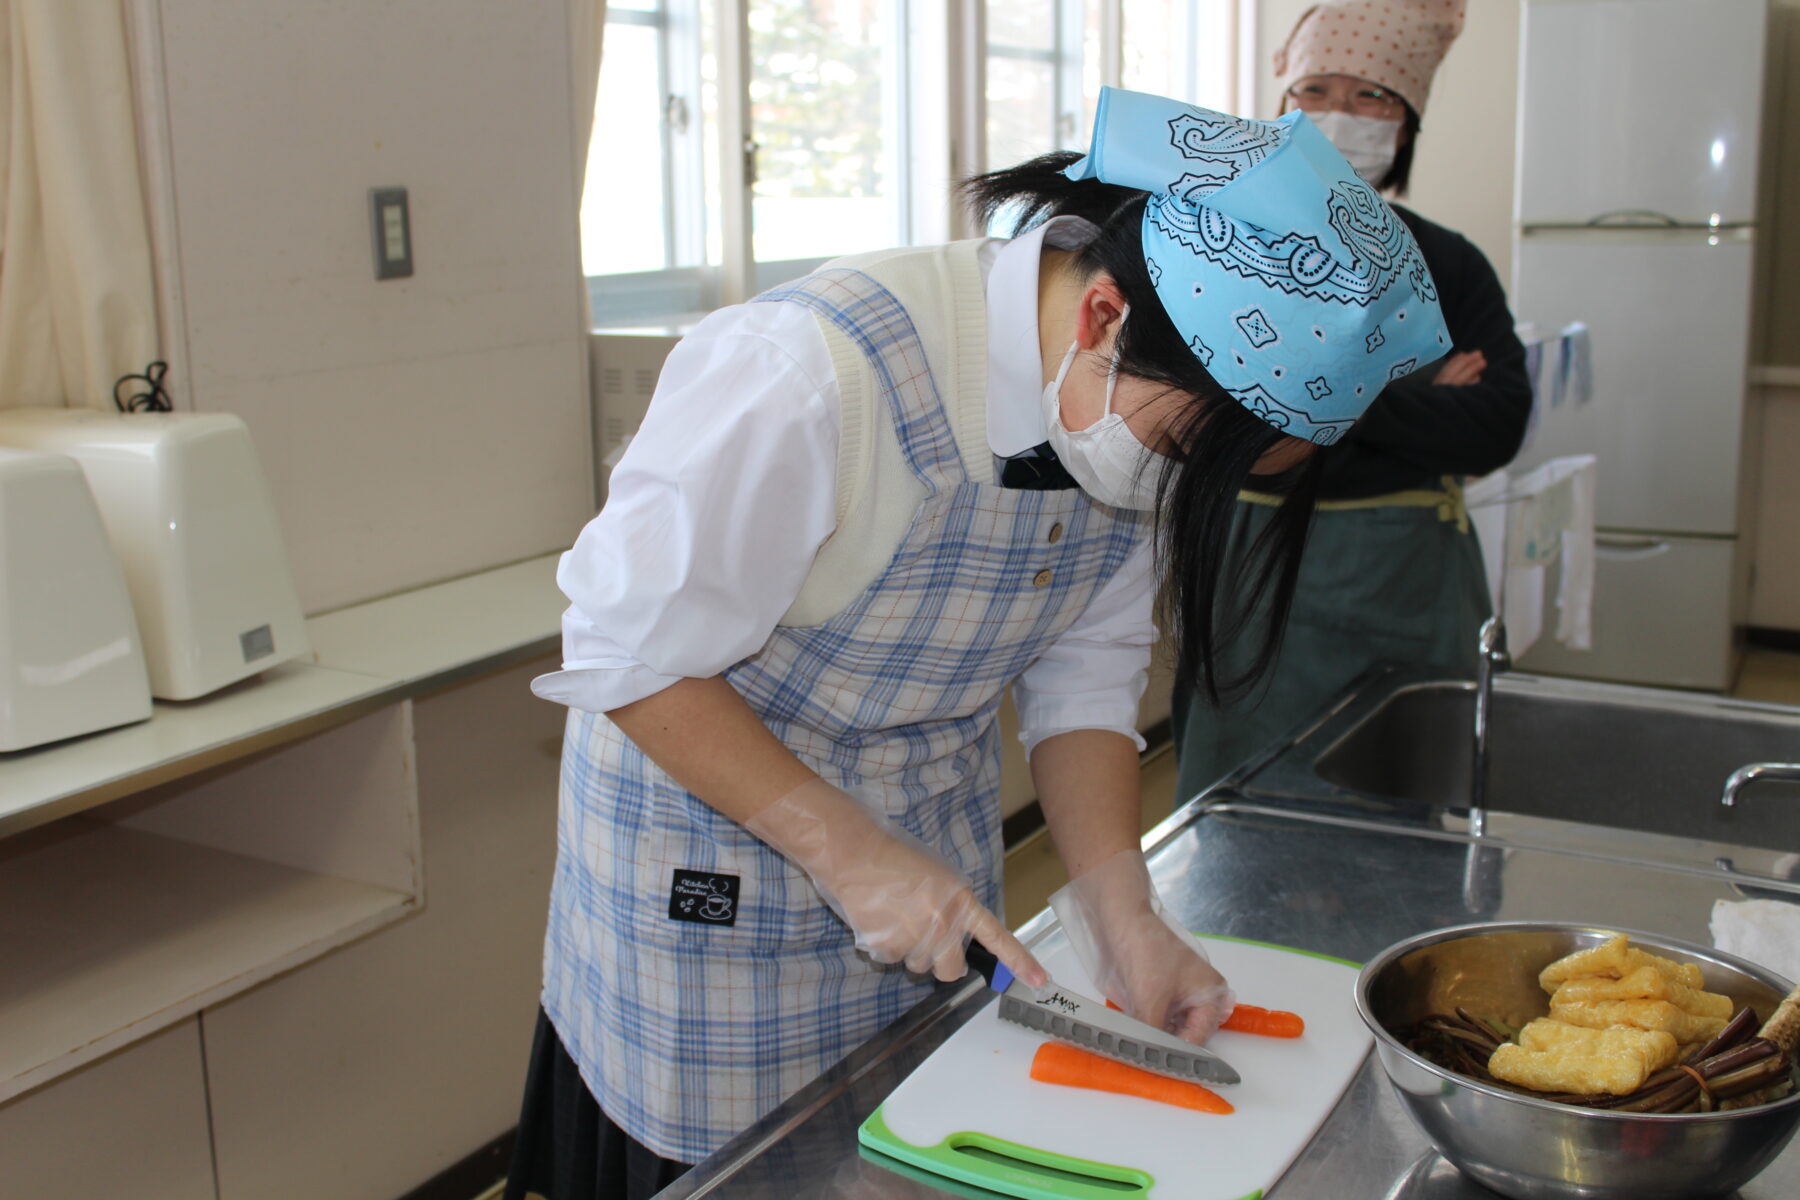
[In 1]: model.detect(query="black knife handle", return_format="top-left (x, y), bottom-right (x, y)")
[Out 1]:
top-left (964, 941), bottom-right (1007, 991)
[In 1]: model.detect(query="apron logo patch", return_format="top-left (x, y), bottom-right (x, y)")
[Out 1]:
top-left (669, 869), bottom-right (740, 926)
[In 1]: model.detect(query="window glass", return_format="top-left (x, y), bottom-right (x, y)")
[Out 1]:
top-left (1188, 0), bottom-right (1239, 113)
top-left (988, 4), bottom-right (1055, 51)
top-left (1077, 0), bottom-right (1103, 149)
top-left (1122, 0), bottom-right (1182, 101)
top-left (583, 22), bottom-right (668, 275)
top-left (747, 0), bottom-right (901, 265)
top-left (987, 0), bottom-right (1060, 172)
top-left (987, 55), bottom-right (1057, 171)
top-left (1123, 0), bottom-right (1239, 112)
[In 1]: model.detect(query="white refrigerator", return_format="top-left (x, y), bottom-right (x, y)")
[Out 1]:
top-left (1508, 0), bottom-right (1767, 690)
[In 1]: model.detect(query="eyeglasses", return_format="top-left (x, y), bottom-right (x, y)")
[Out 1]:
top-left (1285, 79), bottom-right (1407, 120)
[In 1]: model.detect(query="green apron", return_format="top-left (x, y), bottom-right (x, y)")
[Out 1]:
top-left (1173, 482), bottom-right (1491, 805)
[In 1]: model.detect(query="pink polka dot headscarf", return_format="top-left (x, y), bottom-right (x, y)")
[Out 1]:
top-left (1273, 0), bottom-right (1467, 118)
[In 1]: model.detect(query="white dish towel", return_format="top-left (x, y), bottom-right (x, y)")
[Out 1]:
top-left (1465, 454), bottom-right (1597, 659)
top-left (1712, 894), bottom-right (1800, 985)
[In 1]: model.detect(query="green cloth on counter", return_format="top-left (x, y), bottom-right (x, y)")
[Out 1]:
top-left (1174, 498), bottom-right (1491, 805)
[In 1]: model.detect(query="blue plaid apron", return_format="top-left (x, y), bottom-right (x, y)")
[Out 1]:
top-left (542, 265), bottom-right (1148, 1163)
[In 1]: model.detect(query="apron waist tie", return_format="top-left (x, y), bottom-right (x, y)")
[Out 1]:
top-left (1238, 475), bottom-right (1469, 533)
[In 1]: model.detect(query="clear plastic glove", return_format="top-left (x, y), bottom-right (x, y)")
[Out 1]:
top-left (1049, 847), bottom-right (1235, 1043)
top-left (745, 778), bottom-right (1047, 987)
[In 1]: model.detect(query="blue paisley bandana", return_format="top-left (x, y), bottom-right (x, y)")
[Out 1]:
top-left (1065, 86), bottom-right (1449, 445)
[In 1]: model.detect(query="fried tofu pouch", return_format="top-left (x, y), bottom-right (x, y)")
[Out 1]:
top-left (1548, 997), bottom-right (1728, 1044)
top-left (1551, 964), bottom-right (1734, 1021)
top-left (1489, 1019), bottom-right (1681, 1095)
top-left (1536, 934), bottom-right (1705, 991)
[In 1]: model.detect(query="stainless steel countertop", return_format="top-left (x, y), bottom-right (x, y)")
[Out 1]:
top-left (659, 671), bottom-right (1800, 1199)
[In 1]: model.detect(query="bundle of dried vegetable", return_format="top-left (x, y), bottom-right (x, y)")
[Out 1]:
top-left (1403, 1000), bottom-right (1795, 1114)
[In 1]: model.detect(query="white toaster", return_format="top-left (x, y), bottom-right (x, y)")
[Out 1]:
top-left (0, 408), bottom-right (310, 700)
top-left (0, 447), bottom-right (152, 749)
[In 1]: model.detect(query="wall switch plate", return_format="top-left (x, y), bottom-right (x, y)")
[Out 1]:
top-left (369, 186), bottom-right (413, 279)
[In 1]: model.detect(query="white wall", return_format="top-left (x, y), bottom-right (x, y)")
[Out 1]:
top-left (147, 0), bottom-right (595, 614)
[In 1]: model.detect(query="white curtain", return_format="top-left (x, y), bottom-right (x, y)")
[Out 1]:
top-left (570, 0), bottom-right (605, 331)
top-left (0, 0), bottom-right (157, 411)
top-left (570, 0), bottom-right (606, 189)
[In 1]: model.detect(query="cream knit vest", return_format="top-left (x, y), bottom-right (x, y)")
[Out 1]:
top-left (780, 239), bottom-right (998, 626)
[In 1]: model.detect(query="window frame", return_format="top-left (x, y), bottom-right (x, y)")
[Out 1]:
top-left (586, 0), bottom-right (1253, 330)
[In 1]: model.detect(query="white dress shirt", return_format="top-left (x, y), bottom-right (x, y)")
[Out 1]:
top-left (533, 217), bottom-right (1155, 755)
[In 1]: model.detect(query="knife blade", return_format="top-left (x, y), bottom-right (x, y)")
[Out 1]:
top-left (965, 942), bottom-right (1241, 1086)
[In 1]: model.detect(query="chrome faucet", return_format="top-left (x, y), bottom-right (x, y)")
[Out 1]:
top-left (1721, 762), bottom-right (1800, 807)
top-left (1470, 616), bottom-right (1510, 839)
top-left (1460, 617), bottom-right (1511, 913)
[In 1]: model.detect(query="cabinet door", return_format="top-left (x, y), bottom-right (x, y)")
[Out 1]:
top-left (0, 1020), bottom-right (214, 1200)
top-left (202, 660), bottom-right (559, 1200)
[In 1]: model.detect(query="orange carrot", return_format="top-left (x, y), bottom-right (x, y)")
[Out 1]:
top-left (1103, 998), bottom-right (1306, 1039)
top-left (1221, 1004), bottom-right (1305, 1039)
top-left (1029, 1042), bottom-right (1234, 1114)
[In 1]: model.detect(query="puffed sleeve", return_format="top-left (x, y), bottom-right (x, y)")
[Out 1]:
top-left (531, 302), bottom-right (841, 713)
top-left (1012, 534), bottom-right (1157, 756)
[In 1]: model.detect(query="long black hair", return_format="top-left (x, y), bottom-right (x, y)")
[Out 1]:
top-left (963, 153), bottom-right (1323, 706)
top-left (1377, 101), bottom-right (1423, 196)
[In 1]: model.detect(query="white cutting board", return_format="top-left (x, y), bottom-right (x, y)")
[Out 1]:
top-left (861, 936), bottom-right (1370, 1200)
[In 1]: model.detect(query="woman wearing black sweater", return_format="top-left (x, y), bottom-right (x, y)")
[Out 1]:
top-left (1175, 0), bottom-right (1533, 798)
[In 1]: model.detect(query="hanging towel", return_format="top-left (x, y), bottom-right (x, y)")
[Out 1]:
top-left (1466, 467), bottom-right (1546, 658)
top-left (1504, 455), bottom-right (1597, 652)
top-left (1555, 455), bottom-right (1597, 650)
top-left (1509, 321), bottom-right (1551, 468)
top-left (1556, 322), bottom-right (1593, 410)
top-left (1466, 455), bottom-right (1597, 658)
top-left (1463, 468), bottom-right (1524, 640)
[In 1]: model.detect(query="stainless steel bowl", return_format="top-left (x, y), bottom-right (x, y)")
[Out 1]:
top-left (1355, 921), bottom-right (1800, 1200)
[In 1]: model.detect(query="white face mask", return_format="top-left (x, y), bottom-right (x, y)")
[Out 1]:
top-left (1039, 311), bottom-right (1173, 511)
top-left (1306, 110), bottom-right (1400, 187)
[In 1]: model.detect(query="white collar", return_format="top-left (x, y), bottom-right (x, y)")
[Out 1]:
top-left (985, 215), bottom-right (1102, 457)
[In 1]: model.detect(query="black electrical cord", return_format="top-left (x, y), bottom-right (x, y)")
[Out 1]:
top-left (113, 361), bottom-right (173, 412)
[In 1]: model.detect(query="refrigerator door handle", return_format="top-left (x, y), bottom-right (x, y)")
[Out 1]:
top-left (1595, 534), bottom-right (1674, 560)
top-left (1588, 210), bottom-right (1680, 227)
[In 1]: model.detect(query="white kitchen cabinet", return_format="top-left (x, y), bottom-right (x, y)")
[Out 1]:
top-left (0, 704), bottom-right (420, 1104)
top-left (204, 658), bottom-right (558, 1200)
top-left (0, 555), bottom-right (567, 1197)
top-left (0, 1020), bottom-right (215, 1200)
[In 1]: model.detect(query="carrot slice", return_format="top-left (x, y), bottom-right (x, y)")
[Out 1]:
top-left (1029, 1042), bottom-right (1234, 1114)
top-left (1103, 998), bottom-right (1307, 1039)
top-left (1221, 1004), bottom-right (1305, 1038)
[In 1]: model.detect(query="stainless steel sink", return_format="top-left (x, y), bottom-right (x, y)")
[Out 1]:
top-left (1310, 678), bottom-right (1800, 852)
top-left (1229, 668), bottom-right (1800, 886)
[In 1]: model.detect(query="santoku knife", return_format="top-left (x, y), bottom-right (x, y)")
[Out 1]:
top-left (965, 942), bottom-right (1241, 1086)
